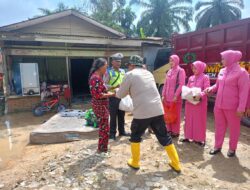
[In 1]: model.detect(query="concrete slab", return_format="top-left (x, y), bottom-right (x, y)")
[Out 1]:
top-left (30, 113), bottom-right (98, 144)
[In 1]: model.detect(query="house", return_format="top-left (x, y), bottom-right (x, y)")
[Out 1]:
top-left (0, 10), bottom-right (164, 113)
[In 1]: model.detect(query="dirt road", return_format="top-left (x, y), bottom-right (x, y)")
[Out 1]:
top-left (0, 111), bottom-right (249, 190)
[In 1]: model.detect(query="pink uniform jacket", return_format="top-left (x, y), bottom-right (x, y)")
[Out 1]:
top-left (184, 61), bottom-right (210, 142)
top-left (211, 55), bottom-right (249, 112)
top-left (162, 56), bottom-right (186, 102)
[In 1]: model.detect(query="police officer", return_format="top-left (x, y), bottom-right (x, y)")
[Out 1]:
top-left (116, 55), bottom-right (181, 173)
top-left (104, 53), bottom-right (130, 141)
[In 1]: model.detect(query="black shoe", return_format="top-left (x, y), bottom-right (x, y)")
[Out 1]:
top-left (119, 132), bottom-right (131, 137)
top-left (109, 134), bottom-right (116, 141)
top-left (179, 138), bottom-right (190, 143)
top-left (148, 128), bottom-right (154, 134)
top-left (194, 141), bottom-right (205, 147)
top-left (171, 133), bottom-right (179, 138)
top-left (209, 148), bottom-right (221, 155)
top-left (227, 150), bottom-right (235, 157)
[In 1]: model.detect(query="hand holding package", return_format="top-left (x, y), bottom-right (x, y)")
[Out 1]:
top-left (119, 95), bottom-right (133, 112)
top-left (182, 86), bottom-right (201, 105)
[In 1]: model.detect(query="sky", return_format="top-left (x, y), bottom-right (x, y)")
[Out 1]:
top-left (0, 0), bottom-right (250, 31)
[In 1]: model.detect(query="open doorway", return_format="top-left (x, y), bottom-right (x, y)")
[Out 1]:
top-left (70, 58), bottom-right (93, 102)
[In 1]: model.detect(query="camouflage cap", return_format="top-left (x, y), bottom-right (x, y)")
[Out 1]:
top-left (128, 55), bottom-right (143, 66)
top-left (111, 53), bottom-right (124, 61)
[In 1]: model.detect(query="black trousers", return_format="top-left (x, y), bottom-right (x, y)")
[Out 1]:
top-left (130, 115), bottom-right (172, 146)
top-left (109, 97), bottom-right (125, 136)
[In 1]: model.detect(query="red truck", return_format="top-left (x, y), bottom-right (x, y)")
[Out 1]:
top-left (174, 17), bottom-right (250, 84)
top-left (151, 17), bottom-right (250, 126)
top-left (153, 17), bottom-right (250, 93)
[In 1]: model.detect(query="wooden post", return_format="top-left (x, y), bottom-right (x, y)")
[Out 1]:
top-left (2, 50), bottom-right (10, 96)
top-left (2, 49), bottom-right (10, 114)
top-left (66, 56), bottom-right (70, 88)
top-left (66, 56), bottom-right (73, 102)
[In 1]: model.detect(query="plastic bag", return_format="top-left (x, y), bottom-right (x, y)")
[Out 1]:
top-left (119, 95), bottom-right (133, 112)
top-left (163, 101), bottom-right (177, 124)
top-left (181, 86), bottom-right (201, 105)
top-left (84, 109), bottom-right (98, 128)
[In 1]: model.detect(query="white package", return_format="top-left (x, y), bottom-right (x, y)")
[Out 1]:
top-left (182, 86), bottom-right (201, 105)
top-left (119, 95), bottom-right (133, 112)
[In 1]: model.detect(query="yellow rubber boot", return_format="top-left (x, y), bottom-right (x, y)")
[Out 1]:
top-left (127, 143), bottom-right (140, 169)
top-left (165, 144), bottom-right (181, 173)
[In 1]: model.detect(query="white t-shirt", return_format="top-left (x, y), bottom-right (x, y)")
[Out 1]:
top-left (116, 68), bottom-right (164, 119)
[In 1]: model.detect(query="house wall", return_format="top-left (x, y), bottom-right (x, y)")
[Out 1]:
top-left (5, 47), bottom-right (141, 57)
top-left (7, 95), bottom-right (67, 113)
top-left (7, 96), bottom-right (41, 112)
top-left (16, 15), bottom-right (119, 38)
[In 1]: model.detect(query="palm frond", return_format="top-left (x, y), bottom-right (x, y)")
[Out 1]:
top-left (196, 8), bottom-right (214, 29)
top-left (195, 6), bottom-right (212, 22)
top-left (225, 0), bottom-right (244, 9)
top-left (129, 0), bottom-right (150, 8)
top-left (172, 15), bottom-right (191, 31)
top-left (169, 0), bottom-right (193, 7)
top-left (38, 8), bottom-right (52, 15)
top-left (195, 0), bottom-right (213, 10)
top-left (171, 6), bottom-right (193, 16)
top-left (225, 4), bottom-right (242, 18)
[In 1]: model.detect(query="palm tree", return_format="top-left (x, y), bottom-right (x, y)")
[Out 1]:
top-left (35, 2), bottom-right (83, 18)
top-left (130, 0), bottom-right (193, 37)
top-left (195, 0), bottom-right (244, 30)
top-left (90, 0), bottom-right (137, 36)
top-left (38, 2), bottom-right (69, 16)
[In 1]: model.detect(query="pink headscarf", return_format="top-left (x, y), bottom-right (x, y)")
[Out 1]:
top-left (220, 50), bottom-right (242, 68)
top-left (170, 55), bottom-right (180, 69)
top-left (192, 61), bottom-right (206, 75)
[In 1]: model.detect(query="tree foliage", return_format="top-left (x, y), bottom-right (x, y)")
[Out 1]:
top-left (89, 0), bottom-right (136, 36)
top-left (130, 0), bottom-right (193, 37)
top-left (195, 0), bottom-right (244, 30)
top-left (35, 2), bottom-right (82, 17)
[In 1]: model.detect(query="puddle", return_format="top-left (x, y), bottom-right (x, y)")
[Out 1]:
top-left (0, 104), bottom-right (89, 170)
top-left (0, 112), bottom-right (53, 170)
top-left (0, 121), bottom-right (27, 170)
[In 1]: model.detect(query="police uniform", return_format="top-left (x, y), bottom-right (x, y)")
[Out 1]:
top-left (115, 55), bottom-right (181, 173)
top-left (104, 53), bottom-right (129, 140)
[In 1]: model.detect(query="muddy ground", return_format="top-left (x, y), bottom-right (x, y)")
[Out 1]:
top-left (0, 108), bottom-right (249, 190)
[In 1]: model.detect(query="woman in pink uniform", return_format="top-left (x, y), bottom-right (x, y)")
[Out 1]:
top-left (205, 50), bottom-right (249, 157)
top-left (180, 61), bottom-right (210, 146)
top-left (162, 55), bottom-right (186, 138)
